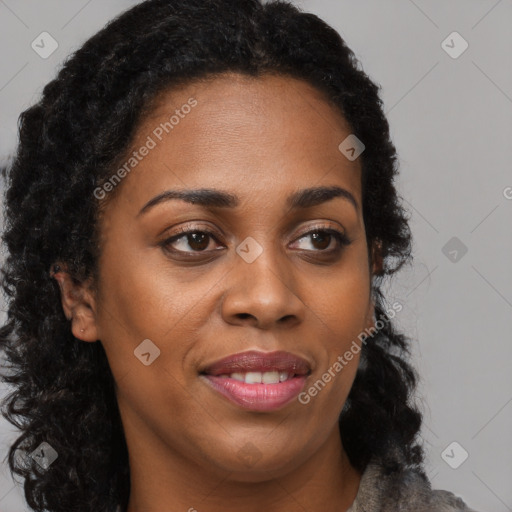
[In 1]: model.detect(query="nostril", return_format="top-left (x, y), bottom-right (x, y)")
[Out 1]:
top-left (237, 313), bottom-right (252, 320)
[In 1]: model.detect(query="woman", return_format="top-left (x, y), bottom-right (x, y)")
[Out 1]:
top-left (0, 0), bottom-right (479, 511)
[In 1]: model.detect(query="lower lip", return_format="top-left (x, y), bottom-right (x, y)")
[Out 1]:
top-left (202, 375), bottom-right (308, 411)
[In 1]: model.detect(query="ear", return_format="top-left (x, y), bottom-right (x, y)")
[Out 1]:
top-left (371, 239), bottom-right (384, 276)
top-left (365, 240), bottom-right (382, 333)
top-left (50, 262), bottom-right (99, 342)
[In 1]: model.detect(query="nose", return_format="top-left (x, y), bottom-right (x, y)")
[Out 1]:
top-left (220, 247), bottom-right (305, 330)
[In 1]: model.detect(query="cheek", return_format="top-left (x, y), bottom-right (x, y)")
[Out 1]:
top-left (97, 245), bottom-right (204, 335)
top-left (95, 244), bottom-right (231, 399)
top-left (94, 251), bottom-right (191, 379)
top-left (302, 268), bottom-right (370, 408)
top-left (95, 256), bottom-right (208, 425)
top-left (310, 262), bottom-right (371, 343)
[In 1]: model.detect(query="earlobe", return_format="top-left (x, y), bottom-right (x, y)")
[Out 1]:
top-left (50, 263), bottom-right (99, 342)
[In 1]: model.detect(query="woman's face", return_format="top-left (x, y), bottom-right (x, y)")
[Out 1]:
top-left (82, 72), bottom-right (377, 481)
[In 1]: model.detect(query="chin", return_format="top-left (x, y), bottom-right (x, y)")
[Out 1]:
top-left (201, 443), bottom-right (307, 482)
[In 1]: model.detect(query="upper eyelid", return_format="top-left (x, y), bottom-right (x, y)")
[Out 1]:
top-left (165, 219), bottom-right (346, 237)
top-left (166, 224), bottom-right (344, 239)
top-left (292, 223), bottom-right (346, 239)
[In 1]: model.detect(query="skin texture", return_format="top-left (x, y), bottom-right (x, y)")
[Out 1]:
top-left (53, 72), bottom-right (380, 512)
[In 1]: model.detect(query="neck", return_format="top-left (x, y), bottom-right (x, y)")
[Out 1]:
top-left (124, 423), bottom-right (361, 512)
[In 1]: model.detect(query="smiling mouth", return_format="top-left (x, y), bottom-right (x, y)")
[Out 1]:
top-left (199, 350), bottom-right (312, 411)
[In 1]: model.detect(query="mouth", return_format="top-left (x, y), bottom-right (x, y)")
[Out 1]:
top-left (199, 350), bottom-right (312, 412)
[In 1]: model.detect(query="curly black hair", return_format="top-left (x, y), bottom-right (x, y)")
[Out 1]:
top-left (0, 0), bottom-right (424, 510)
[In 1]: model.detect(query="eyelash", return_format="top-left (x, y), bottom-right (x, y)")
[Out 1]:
top-left (160, 224), bottom-right (352, 259)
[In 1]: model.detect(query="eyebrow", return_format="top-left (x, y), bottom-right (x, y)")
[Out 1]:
top-left (137, 185), bottom-right (358, 217)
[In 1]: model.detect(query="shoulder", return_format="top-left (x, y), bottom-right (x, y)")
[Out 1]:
top-left (382, 467), bottom-right (479, 511)
top-left (430, 489), bottom-right (480, 511)
top-left (348, 441), bottom-right (481, 512)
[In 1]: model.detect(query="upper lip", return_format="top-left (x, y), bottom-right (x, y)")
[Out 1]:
top-left (201, 350), bottom-right (312, 376)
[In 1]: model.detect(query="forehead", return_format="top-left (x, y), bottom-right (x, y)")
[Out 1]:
top-left (107, 72), bottom-right (362, 211)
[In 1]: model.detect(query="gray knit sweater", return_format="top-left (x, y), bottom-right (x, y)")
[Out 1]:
top-left (346, 440), bottom-right (479, 512)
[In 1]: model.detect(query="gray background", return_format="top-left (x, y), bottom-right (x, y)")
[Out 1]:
top-left (0, 1), bottom-right (511, 511)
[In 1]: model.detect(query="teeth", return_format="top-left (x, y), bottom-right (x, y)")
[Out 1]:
top-left (222, 371), bottom-right (293, 383)
top-left (245, 372), bottom-right (262, 384)
top-left (262, 371), bottom-right (280, 384)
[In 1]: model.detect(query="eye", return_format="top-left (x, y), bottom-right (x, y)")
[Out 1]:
top-left (161, 227), bottom-right (224, 254)
top-left (159, 224), bottom-right (352, 260)
top-left (290, 228), bottom-right (352, 253)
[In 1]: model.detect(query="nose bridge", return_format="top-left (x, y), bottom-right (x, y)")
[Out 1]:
top-left (221, 234), bottom-right (304, 328)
